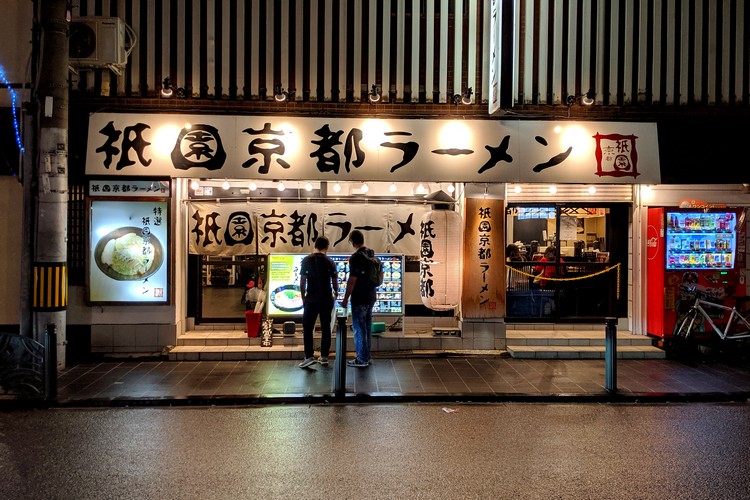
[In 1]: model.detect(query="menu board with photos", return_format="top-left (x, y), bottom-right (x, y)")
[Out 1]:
top-left (265, 253), bottom-right (404, 317)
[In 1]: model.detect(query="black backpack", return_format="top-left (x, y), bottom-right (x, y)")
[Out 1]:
top-left (363, 251), bottom-right (383, 288)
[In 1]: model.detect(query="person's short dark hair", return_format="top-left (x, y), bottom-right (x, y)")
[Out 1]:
top-left (314, 236), bottom-right (330, 251)
top-left (348, 229), bottom-right (364, 246)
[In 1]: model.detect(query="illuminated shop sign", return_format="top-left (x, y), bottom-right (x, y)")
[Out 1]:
top-left (86, 113), bottom-right (661, 184)
top-left (89, 200), bottom-right (169, 303)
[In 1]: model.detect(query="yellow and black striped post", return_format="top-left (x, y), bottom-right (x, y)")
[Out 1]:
top-left (32, 262), bottom-right (68, 311)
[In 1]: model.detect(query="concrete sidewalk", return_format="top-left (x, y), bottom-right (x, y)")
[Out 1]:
top-left (53, 354), bottom-right (750, 406)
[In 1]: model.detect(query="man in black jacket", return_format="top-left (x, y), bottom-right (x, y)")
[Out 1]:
top-left (299, 236), bottom-right (338, 368)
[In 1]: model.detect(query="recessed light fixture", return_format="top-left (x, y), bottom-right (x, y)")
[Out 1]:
top-left (222, 180), bottom-right (230, 190)
top-left (389, 183), bottom-right (398, 193)
top-left (446, 184), bottom-right (455, 194)
top-left (588, 185), bottom-right (597, 194)
top-left (361, 183), bottom-right (369, 193)
top-left (248, 182), bottom-right (257, 191)
top-left (415, 183), bottom-right (426, 194)
top-left (549, 185), bottom-right (558, 194)
top-left (513, 185), bottom-right (522, 194)
top-left (190, 180), bottom-right (200, 190)
top-left (277, 182), bottom-right (286, 191)
top-left (333, 182), bottom-right (342, 193)
top-left (304, 182), bottom-right (313, 192)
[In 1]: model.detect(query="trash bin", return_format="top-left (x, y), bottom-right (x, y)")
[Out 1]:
top-left (246, 311), bottom-right (261, 337)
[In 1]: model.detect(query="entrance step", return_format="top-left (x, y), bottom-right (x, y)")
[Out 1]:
top-left (506, 330), bottom-right (665, 359)
top-left (170, 328), bottom-right (466, 361)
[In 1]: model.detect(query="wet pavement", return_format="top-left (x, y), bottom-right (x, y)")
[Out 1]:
top-left (52, 354), bottom-right (750, 406)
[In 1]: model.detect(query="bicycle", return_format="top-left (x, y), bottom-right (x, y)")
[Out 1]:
top-left (674, 298), bottom-right (750, 340)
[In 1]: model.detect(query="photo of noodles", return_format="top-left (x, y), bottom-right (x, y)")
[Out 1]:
top-left (270, 285), bottom-right (303, 312)
top-left (95, 227), bottom-right (163, 281)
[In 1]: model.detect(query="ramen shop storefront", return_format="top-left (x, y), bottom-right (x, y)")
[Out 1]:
top-left (82, 113), bottom-right (661, 354)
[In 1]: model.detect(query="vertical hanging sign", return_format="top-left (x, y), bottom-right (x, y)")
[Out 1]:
top-left (488, 0), bottom-right (502, 114)
top-left (462, 198), bottom-right (505, 318)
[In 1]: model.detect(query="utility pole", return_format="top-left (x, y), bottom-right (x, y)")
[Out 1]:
top-left (32, 0), bottom-right (69, 369)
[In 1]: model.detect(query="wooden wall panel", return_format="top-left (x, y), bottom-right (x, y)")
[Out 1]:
top-left (461, 198), bottom-right (505, 319)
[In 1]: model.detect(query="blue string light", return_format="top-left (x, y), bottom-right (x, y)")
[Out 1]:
top-left (0, 64), bottom-right (25, 153)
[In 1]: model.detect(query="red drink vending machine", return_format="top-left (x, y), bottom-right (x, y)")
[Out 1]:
top-left (646, 207), bottom-right (746, 338)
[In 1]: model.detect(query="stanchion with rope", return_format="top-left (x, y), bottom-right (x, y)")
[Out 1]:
top-left (508, 263), bottom-right (622, 299)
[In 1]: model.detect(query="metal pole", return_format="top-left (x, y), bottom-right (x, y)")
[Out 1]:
top-left (44, 323), bottom-right (57, 403)
top-left (605, 317), bottom-right (617, 393)
top-left (334, 316), bottom-right (347, 399)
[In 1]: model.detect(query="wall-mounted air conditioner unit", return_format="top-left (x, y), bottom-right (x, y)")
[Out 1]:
top-left (69, 17), bottom-right (134, 74)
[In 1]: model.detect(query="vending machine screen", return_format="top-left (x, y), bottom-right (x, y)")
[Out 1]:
top-left (665, 211), bottom-right (737, 270)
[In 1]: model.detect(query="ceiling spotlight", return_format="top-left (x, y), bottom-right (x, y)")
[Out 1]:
top-left (160, 77), bottom-right (173, 98)
top-left (248, 182), bottom-right (257, 191)
top-left (333, 182), bottom-right (342, 193)
top-left (446, 184), bottom-right (455, 194)
top-left (304, 182), bottom-right (313, 192)
top-left (361, 183), bottom-right (369, 193)
top-left (549, 185), bottom-right (558, 194)
top-left (588, 185), bottom-right (597, 194)
top-left (190, 180), bottom-right (200, 190)
top-left (513, 185), bottom-right (522, 194)
top-left (222, 180), bottom-right (230, 190)
top-left (274, 84), bottom-right (289, 102)
top-left (389, 183), bottom-right (398, 193)
top-left (277, 182), bottom-right (286, 191)
top-left (184, 122), bottom-right (192, 130)
top-left (452, 87), bottom-right (473, 105)
top-left (415, 183), bottom-right (426, 194)
top-left (368, 84), bottom-right (381, 103)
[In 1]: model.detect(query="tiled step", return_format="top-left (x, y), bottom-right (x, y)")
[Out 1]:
top-left (171, 330), bottom-right (467, 360)
top-left (506, 330), bottom-right (654, 347)
top-left (505, 329), bottom-right (665, 359)
top-left (506, 345), bottom-right (666, 359)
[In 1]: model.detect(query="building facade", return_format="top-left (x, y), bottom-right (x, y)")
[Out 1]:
top-left (2, 1), bottom-right (750, 364)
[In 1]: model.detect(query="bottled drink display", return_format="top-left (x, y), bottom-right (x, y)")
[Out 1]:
top-left (665, 211), bottom-right (736, 270)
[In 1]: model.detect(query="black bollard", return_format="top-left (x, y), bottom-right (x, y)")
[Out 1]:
top-left (334, 316), bottom-right (348, 399)
top-left (44, 324), bottom-right (58, 403)
top-left (605, 317), bottom-right (617, 393)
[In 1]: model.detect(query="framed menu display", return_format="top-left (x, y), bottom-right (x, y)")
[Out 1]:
top-left (89, 200), bottom-right (169, 303)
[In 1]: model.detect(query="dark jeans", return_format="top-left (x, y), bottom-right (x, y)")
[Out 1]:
top-left (302, 300), bottom-right (334, 358)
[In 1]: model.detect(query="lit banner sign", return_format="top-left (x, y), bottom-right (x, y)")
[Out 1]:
top-left (187, 201), bottom-right (428, 256)
top-left (89, 200), bottom-right (169, 303)
top-left (265, 253), bottom-right (404, 317)
top-left (86, 113), bottom-right (661, 184)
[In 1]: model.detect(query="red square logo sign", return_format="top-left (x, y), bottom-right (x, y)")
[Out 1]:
top-left (594, 133), bottom-right (640, 178)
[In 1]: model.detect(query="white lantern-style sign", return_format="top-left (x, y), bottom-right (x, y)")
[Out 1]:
top-left (419, 193), bottom-right (462, 310)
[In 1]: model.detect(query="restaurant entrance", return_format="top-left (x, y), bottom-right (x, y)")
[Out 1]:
top-left (188, 254), bottom-right (267, 323)
top-left (505, 203), bottom-right (629, 322)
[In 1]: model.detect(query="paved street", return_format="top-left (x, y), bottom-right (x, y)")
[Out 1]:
top-left (2, 403), bottom-right (750, 499)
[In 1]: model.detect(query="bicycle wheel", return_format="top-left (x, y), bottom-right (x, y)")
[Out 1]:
top-left (675, 308), bottom-right (701, 338)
